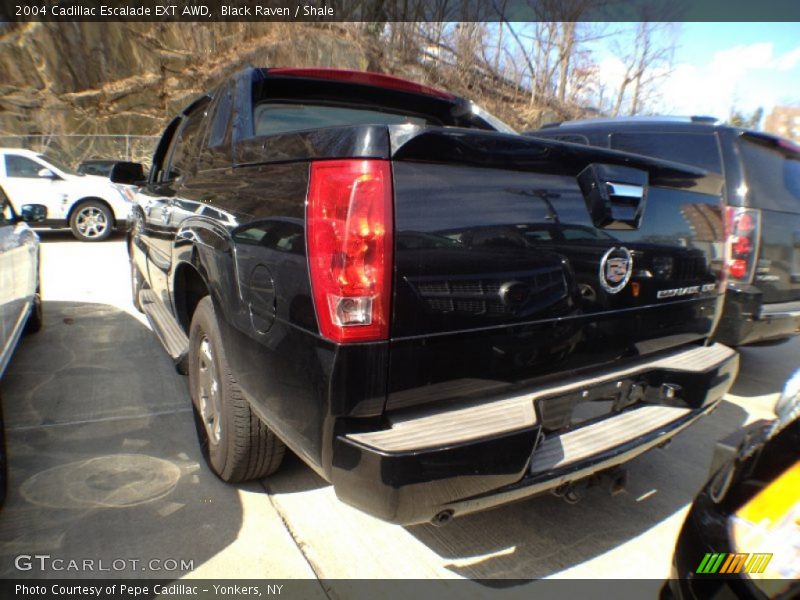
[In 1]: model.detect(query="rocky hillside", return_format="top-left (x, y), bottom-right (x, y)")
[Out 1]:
top-left (0, 22), bottom-right (573, 166)
top-left (0, 23), bottom-right (367, 137)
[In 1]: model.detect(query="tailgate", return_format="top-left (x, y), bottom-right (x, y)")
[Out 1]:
top-left (387, 130), bottom-right (725, 411)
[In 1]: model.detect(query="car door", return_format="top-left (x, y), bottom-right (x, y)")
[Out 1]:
top-left (0, 187), bottom-right (37, 379)
top-left (136, 99), bottom-right (210, 306)
top-left (1, 153), bottom-right (67, 222)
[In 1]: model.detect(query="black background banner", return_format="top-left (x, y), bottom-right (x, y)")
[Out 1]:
top-left (3, 578), bottom-right (680, 600)
top-left (1, 0), bottom-right (800, 23)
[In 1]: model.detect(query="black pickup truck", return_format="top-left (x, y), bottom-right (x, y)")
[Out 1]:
top-left (118, 68), bottom-right (739, 525)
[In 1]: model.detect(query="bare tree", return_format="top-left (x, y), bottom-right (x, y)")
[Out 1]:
top-left (611, 22), bottom-right (678, 116)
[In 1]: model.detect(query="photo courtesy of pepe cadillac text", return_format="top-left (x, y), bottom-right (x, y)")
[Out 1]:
top-left (14, 583), bottom-right (283, 598)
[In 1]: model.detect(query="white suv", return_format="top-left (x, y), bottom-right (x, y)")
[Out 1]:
top-left (0, 148), bottom-right (135, 241)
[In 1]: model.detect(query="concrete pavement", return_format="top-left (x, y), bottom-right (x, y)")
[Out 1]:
top-left (0, 232), bottom-right (788, 587)
top-left (0, 233), bottom-right (319, 584)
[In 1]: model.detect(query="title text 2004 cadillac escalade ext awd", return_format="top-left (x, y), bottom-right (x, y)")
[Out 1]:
top-left (119, 68), bottom-right (739, 525)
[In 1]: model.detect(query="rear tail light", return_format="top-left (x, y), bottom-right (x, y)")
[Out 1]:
top-left (725, 206), bottom-right (761, 284)
top-left (307, 159), bottom-right (393, 343)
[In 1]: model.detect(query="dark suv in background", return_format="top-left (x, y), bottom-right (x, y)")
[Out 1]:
top-left (529, 117), bottom-right (800, 346)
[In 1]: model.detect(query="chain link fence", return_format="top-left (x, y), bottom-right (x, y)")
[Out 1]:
top-left (0, 134), bottom-right (159, 170)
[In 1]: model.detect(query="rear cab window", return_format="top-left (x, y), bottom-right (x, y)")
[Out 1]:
top-left (253, 104), bottom-right (433, 136)
top-left (738, 134), bottom-right (800, 213)
top-left (610, 132), bottom-right (723, 173)
top-left (249, 73), bottom-right (514, 139)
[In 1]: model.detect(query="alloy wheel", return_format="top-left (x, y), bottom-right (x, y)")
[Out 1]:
top-left (197, 335), bottom-right (222, 445)
top-left (75, 206), bottom-right (108, 239)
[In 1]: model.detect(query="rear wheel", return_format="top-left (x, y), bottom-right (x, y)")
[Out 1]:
top-left (188, 297), bottom-right (285, 482)
top-left (70, 201), bottom-right (113, 242)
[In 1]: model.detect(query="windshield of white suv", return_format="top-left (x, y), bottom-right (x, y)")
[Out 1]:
top-left (38, 154), bottom-right (80, 176)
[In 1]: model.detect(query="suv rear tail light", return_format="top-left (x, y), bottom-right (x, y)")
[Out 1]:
top-left (725, 206), bottom-right (761, 284)
top-left (307, 159), bottom-right (393, 343)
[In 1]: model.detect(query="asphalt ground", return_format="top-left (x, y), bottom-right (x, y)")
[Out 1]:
top-left (0, 231), bottom-right (789, 593)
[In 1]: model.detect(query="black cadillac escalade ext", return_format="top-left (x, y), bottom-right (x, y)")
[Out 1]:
top-left (118, 68), bottom-right (739, 525)
top-left (529, 117), bottom-right (800, 347)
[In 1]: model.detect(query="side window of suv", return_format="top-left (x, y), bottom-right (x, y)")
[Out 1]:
top-left (5, 155), bottom-right (42, 178)
top-left (610, 132), bottom-right (723, 173)
top-left (739, 136), bottom-right (800, 212)
top-left (208, 83), bottom-right (233, 149)
top-left (198, 83), bottom-right (234, 171)
top-left (162, 100), bottom-right (211, 182)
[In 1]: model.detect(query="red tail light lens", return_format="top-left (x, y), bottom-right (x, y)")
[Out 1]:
top-left (725, 206), bottom-right (761, 283)
top-left (732, 235), bottom-right (752, 256)
top-left (729, 258), bottom-right (748, 279)
top-left (735, 212), bottom-right (755, 234)
top-left (307, 160), bottom-right (393, 343)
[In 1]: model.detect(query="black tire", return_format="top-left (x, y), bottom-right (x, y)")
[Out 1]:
top-left (188, 296), bottom-right (285, 482)
top-left (24, 291), bottom-right (42, 334)
top-left (69, 200), bottom-right (113, 242)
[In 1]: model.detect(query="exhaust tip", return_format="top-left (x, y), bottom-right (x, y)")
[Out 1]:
top-left (432, 509), bottom-right (454, 527)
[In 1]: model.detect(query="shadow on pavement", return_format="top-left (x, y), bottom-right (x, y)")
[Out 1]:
top-left (0, 301), bottom-right (244, 578)
top-left (729, 337), bottom-right (800, 398)
top-left (405, 398), bottom-right (749, 582)
top-left (35, 230), bottom-right (127, 244)
top-left (263, 451), bottom-right (329, 494)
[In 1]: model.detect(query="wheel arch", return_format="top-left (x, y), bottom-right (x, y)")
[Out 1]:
top-left (173, 260), bottom-right (211, 335)
top-left (67, 196), bottom-right (117, 227)
top-left (171, 218), bottom-right (240, 334)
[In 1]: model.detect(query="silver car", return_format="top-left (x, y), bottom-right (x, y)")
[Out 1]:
top-left (0, 186), bottom-right (43, 378)
top-left (1, 186), bottom-right (44, 504)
